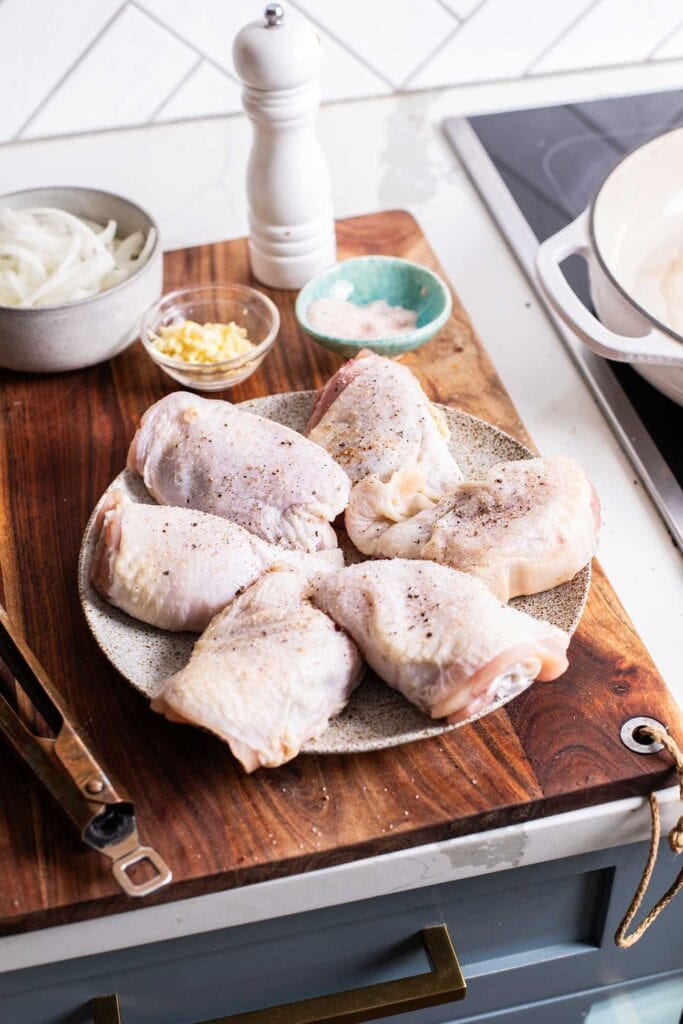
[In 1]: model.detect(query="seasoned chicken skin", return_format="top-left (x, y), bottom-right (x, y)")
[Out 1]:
top-left (312, 559), bottom-right (569, 724)
top-left (90, 491), bottom-right (342, 632)
top-left (306, 350), bottom-right (462, 490)
top-left (128, 392), bottom-right (350, 552)
top-left (346, 456), bottom-right (600, 602)
top-left (152, 570), bottom-right (363, 772)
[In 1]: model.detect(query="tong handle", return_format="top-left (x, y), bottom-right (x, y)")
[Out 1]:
top-left (0, 604), bottom-right (64, 727)
top-left (0, 604), bottom-right (120, 805)
top-left (0, 693), bottom-right (94, 833)
top-left (0, 604), bottom-right (172, 897)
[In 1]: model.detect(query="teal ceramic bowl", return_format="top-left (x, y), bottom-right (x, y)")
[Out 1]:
top-left (295, 256), bottom-right (452, 358)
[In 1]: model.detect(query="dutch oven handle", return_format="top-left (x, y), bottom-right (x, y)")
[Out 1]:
top-left (535, 209), bottom-right (683, 367)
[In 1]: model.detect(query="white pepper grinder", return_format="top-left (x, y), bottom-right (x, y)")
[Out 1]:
top-left (233, 3), bottom-right (336, 290)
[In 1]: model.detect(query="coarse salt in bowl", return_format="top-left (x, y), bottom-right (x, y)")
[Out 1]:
top-left (296, 255), bottom-right (452, 359)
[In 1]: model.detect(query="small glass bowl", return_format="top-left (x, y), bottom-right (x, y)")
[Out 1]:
top-left (140, 284), bottom-right (280, 392)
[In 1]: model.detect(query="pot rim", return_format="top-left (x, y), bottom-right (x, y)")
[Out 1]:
top-left (588, 123), bottom-right (683, 347)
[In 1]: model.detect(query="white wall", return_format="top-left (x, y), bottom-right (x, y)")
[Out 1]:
top-left (2, 0), bottom-right (683, 143)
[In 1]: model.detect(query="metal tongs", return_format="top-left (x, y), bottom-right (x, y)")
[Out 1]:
top-left (0, 604), bottom-right (171, 897)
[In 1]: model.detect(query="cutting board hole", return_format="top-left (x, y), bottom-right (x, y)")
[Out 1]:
top-left (620, 716), bottom-right (665, 754)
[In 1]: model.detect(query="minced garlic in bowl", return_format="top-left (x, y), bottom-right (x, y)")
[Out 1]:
top-left (149, 320), bottom-right (254, 364)
top-left (141, 284), bottom-right (280, 392)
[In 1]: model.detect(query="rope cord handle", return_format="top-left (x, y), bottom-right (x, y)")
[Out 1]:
top-left (614, 724), bottom-right (683, 948)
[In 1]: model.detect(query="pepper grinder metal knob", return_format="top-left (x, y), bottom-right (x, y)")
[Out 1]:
top-left (264, 3), bottom-right (284, 26)
top-left (233, 5), bottom-right (336, 290)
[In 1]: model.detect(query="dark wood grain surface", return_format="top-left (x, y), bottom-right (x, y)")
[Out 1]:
top-left (0, 211), bottom-right (680, 937)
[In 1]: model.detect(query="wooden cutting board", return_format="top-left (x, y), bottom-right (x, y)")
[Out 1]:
top-left (0, 211), bottom-right (680, 937)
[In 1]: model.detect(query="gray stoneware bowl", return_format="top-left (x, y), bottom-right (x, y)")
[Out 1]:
top-left (0, 186), bottom-right (163, 373)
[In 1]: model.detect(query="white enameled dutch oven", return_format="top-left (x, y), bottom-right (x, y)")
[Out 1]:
top-left (536, 126), bottom-right (683, 406)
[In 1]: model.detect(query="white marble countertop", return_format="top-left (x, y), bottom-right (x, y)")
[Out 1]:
top-left (1, 59), bottom-right (681, 969)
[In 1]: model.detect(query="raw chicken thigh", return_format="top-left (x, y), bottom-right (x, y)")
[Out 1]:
top-left (152, 570), bottom-right (362, 772)
top-left (128, 392), bottom-right (350, 552)
top-left (306, 350), bottom-right (462, 490)
top-left (346, 456), bottom-right (600, 602)
top-left (90, 491), bottom-right (342, 632)
top-left (312, 559), bottom-right (569, 724)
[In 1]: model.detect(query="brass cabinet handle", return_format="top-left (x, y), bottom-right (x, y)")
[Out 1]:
top-left (90, 924), bottom-right (466, 1024)
top-left (92, 994), bottom-right (120, 1024)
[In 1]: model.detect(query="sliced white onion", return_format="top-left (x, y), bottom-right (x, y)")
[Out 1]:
top-left (0, 206), bottom-right (155, 308)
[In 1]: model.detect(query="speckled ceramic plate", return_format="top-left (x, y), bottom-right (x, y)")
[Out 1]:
top-left (79, 391), bottom-right (590, 754)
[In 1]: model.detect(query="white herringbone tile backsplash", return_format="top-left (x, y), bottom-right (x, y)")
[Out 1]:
top-left (2, 0), bottom-right (683, 142)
